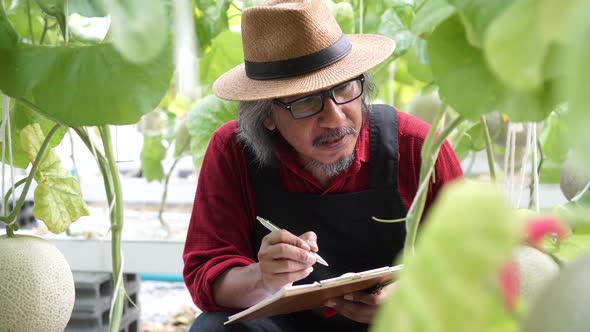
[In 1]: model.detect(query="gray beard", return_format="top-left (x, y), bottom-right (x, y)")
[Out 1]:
top-left (304, 152), bottom-right (355, 179)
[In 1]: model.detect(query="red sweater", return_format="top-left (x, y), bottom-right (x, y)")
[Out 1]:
top-left (183, 111), bottom-right (463, 311)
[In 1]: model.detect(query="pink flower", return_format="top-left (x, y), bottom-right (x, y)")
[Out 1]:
top-left (525, 216), bottom-right (568, 248)
top-left (498, 258), bottom-right (519, 311)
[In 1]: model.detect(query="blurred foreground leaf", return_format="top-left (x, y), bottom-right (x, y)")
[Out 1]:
top-left (372, 181), bottom-right (521, 332)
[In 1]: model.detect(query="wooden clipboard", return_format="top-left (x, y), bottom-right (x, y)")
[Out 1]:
top-left (225, 265), bottom-right (402, 324)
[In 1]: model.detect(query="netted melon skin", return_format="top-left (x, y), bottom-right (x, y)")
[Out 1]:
top-left (0, 235), bottom-right (75, 332)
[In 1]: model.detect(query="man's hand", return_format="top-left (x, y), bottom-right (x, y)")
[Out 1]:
top-left (257, 230), bottom-right (319, 293)
top-left (324, 282), bottom-right (397, 323)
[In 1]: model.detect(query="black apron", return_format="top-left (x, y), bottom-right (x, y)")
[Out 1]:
top-left (245, 105), bottom-right (407, 331)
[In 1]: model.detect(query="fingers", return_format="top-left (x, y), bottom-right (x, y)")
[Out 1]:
top-left (266, 229), bottom-right (311, 251)
top-left (257, 230), bottom-right (317, 291)
top-left (261, 230), bottom-right (316, 264)
top-left (299, 231), bottom-right (319, 253)
top-left (324, 297), bottom-right (377, 324)
top-left (323, 282), bottom-right (397, 324)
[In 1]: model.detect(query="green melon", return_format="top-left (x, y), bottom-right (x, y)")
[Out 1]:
top-left (0, 234), bottom-right (75, 332)
top-left (559, 154), bottom-right (590, 201)
top-left (514, 246), bottom-right (560, 304)
top-left (406, 92), bottom-right (447, 125)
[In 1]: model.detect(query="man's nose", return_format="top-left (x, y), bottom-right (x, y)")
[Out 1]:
top-left (318, 97), bottom-right (346, 127)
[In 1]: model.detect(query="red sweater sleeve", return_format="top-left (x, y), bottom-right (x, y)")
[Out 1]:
top-left (182, 121), bottom-right (257, 312)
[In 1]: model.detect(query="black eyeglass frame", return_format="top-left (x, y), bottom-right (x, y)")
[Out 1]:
top-left (272, 75), bottom-right (365, 120)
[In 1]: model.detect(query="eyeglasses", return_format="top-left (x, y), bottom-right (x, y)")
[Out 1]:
top-left (273, 75), bottom-right (365, 119)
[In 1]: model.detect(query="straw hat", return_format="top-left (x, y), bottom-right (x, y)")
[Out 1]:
top-left (212, 0), bottom-right (395, 101)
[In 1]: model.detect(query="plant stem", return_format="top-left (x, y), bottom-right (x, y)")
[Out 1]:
top-left (98, 125), bottom-right (125, 332)
top-left (72, 127), bottom-right (114, 204)
top-left (2, 177), bottom-right (23, 236)
top-left (229, 1), bottom-right (242, 12)
top-left (529, 138), bottom-right (544, 209)
top-left (73, 126), bottom-right (125, 330)
top-left (403, 104), bottom-right (463, 261)
top-left (68, 130), bottom-right (79, 178)
top-left (0, 125), bottom-right (61, 236)
top-left (39, 17), bottom-right (48, 44)
top-left (3, 178), bottom-right (27, 214)
top-left (158, 157), bottom-right (180, 231)
top-left (480, 115), bottom-right (496, 182)
top-left (158, 140), bottom-right (190, 230)
top-left (26, 0), bottom-right (35, 44)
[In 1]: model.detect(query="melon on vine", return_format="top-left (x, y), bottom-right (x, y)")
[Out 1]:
top-left (514, 246), bottom-right (560, 304)
top-left (559, 154), bottom-right (590, 201)
top-left (0, 234), bottom-right (75, 332)
top-left (406, 91), bottom-right (448, 125)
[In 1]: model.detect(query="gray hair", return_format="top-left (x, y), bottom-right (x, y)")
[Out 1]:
top-left (236, 73), bottom-right (376, 166)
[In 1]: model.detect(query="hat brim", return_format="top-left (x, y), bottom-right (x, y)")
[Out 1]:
top-left (212, 34), bottom-right (395, 101)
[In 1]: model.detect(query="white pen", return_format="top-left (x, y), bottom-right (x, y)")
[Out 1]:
top-left (256, 216), bottom-right (329, 266)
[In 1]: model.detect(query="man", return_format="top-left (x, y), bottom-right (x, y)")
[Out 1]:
top-left (183, 0), bottom-right (463, 331)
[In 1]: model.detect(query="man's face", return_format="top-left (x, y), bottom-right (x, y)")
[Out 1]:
top-left (264, 84), bottom-right (363, 169)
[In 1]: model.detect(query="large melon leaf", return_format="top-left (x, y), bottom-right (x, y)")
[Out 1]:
top-left (0, 5), bottom-right (173, 126)
top-left (101, 0), bottom-right (168, 64)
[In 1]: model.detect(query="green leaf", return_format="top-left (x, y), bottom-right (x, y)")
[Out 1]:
top-left (34, 0), bottom-right (66, 36)
top-left (140, 135), bottom-right (166, 182)
top-left (1, 100), bottom-right (67, 168)
top-left (5, 0), bottom-right (45, 43)
top-left (20, 124), bottom-right (89, 234)
top-left (522, 251), bottom-right (590, 332)
top-left (68, 0), bottom-right (107, 17)
top-left (499, 81), bottom-right (560, 122)
top-left (378, 8), bottom-right (415, 58)
top-left (332, 1), bottom-right (355, 34)
top-left (174, 119), bottom-right (191, 158)
top-left (565, 1), bottom-right (590, 167)
top-left (372, 181), bottom-right (520, 332)
top-left (394, 5), bottom-right (415, 29)
top-left (0, 42), bottom-right (173, 126)
top-left (451, 122), bottom-right (480, 161)
top-left (446, 0), bottom-right (512, 48)
top-left (428, 15), bottom-right (502, 121)
top-left (389, 0), bottom-right (415, 7)
top-left (33, 0), bottom-right (65, 17)
top-left (241, 0), bottom-right (265, 8)
top-left (552, 201), bottom-right (590, 235)
top-left (101, 0), bottom-right (168, 64)
top-left (538, 159), bottom-right (561, 184)
top-left (404, 41), bottom-right (433, 83)
top-left (185, 95), bottom-right (237, 166)
top-left (553, 233), bottom-right (590, 262)
top-left (0, 3), bottom-right (19, 47)
top-left (540, 111), bottom-right (569, 163)
top-left (484, 0), bottom-right (578, 91)
top-left (411, 0), bottom-right (455, 36)
top-left (199, 31), bottom-right (243, 88)
top-left (428, 15), bottom-right (557, 122)
top-left (194, 0), bottom-right (231, 54)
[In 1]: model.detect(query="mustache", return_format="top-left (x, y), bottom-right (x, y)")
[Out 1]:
top-left (313, 127), bottom-right (357, 147)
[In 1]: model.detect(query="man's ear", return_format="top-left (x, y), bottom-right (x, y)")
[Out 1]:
top-left (263, 115), bottom-right (276, 131)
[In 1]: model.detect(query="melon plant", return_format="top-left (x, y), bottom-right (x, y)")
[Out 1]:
top-left (0, 234), bottom-right (75, 332)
